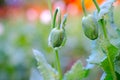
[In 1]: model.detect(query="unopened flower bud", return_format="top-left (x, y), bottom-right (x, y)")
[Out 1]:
top-left (48, 27), bottom-right (66, 48)
top-left (82, 14), bottom-right (98, 40)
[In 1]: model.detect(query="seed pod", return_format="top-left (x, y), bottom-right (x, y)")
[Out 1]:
top-left (82, 14), bottom-right (98, 40)
top-left (48, 27), bottom-right (66, 48)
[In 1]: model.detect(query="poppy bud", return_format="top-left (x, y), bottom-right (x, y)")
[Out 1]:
top-left (82, 14), bottom-right (98, 40)
top-left (48, 27), bottom-right (66, 48)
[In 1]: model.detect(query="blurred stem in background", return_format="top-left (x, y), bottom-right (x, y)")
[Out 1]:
top-left (47, 0), bottom-right (53, 18)
top-left (81, 0), bottom-right (87, 16)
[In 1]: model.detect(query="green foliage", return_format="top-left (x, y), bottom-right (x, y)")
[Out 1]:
top-left (34, 0), bottom-right (120, 80)
top-left (63, 60), bottom-right (89, 80)
top-left (33, 49), bottom-right (59, 80)
top-left (87, 45), bottom-right (106, 64)
top-left (115, 52), bottom-right (120, 75)
top-left (96, 0), bottom-right (116, 20)
top-left (83, 0), bottom-right (120, 80)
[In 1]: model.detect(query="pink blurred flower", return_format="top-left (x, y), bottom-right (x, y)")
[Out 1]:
top-left (40, 10), bottom-right (51, 24)
top-left (26, 8), bottom-right (38, 22)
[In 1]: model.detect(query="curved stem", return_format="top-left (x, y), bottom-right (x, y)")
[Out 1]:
top-left (57, 10), bottom-right (61, 29)
top-left (93, 0), bottom-right (100, 12)
top-left (81, 0), bottom-right (87, 16)
top-left (52, 8), bottom-right (59, 28)
top-left (55, 49), bottom-right (62, 80)
top-left (60, 14), bottom-right (67, 29)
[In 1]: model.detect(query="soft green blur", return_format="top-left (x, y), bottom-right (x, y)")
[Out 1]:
top-left (0, 12), bottom-right (90, 80)
top-left (0, 1), bottom-right (120, 80)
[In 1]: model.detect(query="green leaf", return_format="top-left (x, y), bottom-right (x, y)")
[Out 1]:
top-left (87, 48), bottom-right (106, 64)
top-left (33, 49), bottom-right (59, 80)
top-left (101, 72), bottom-right (113, 80)
top-left (115, 52), bottom-right (120, 74)
top-left (95, 0), bottom-right (116, 20)
top-left (108, 7), bottom-right (117, 29)
top-left (87, 40), bottom-right (106, 64)
top-left (101, 58), bottom-right (114, 80)
top-left (63, 60), bottom-right (89, 80)
top-left (100, 42), bottom-right (119, 80)
top-left (116, 72), bottom-right (120, 80)
top-left (109, 28), bottom-right (120, 49)
top-left (116, 29), bottom-right (120, 37)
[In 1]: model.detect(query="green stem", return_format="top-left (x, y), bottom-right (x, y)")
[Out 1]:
top-left (93, 0), bottom-right (108, 40)
top-left (93, 0), bottom-right (117, 80)
top-left (57, 10), bottom-right (61, 29)
top-left (60, 14), bottom-right (67, 29)
top-left (100, 19), bottom-right (108, 40)
top-left (92, 0), bottom-right (100, 12)
top-left (53, 8), bottom-right (59, 28)
top-left (100, 17), bottom-right (117, 80)
top-left (92, 0), bottom-right (108, 39)
top-left (81, 0), bottom-right (87, 16)
top-left (55, 49), bottom-right (62, 80)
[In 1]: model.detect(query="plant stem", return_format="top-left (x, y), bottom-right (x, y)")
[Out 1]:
top-left (53, 8), bottom-right (59, 28)
top-left (55, 49), bottom-right (62, 80)
top-left (92, 0), bottom-right (108, 40)
top-left (57, 10), bottom-right (61, 29)
top-left (100, 17), bottom-right (117, 80)
top-left (60, 14), bottom-right (67, 29)
top-left (100, 19), bottom-right (108, 40)
top-left (92, 0), bottom-right (108, 39)
top-left (107, 49), bottom-right (117, 80)
top-left (47, 0), bottom-right (53, 18)
top-left (93, 0), bottom-right (117, 80)
top-left (81, 0), bottom-right (87, 16)
top-left (92, 0), bottom-right (100, 12)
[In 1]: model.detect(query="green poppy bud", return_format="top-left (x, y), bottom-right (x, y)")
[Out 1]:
top-left (48, 27), bottom-right (66, 48)
top-left (82, 14), bottom-right (98, 40)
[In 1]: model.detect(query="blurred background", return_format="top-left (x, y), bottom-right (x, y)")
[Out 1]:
top-left (0, 0), bottom-right (120, 80)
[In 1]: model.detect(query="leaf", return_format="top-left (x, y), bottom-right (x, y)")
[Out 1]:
top-left (87, 40), bottom-right (106, 64)
top-left (116, 29), bottom-right (120, 37)
top-left (108, 7), bottom-right (117, 29)
top-left (63, 60), bottom-right (89, 80)
top-left (109, 28), bottom-right (120, 49)
top-left (114, 52), bottom-right (120, 75)
top-left (101, 58), bottom-right (114, 80)
top-left (95, 0), bottom-right (116, 20)
top-left (100, 72), bottom-right (113, 80)
top-left (87, 48), bottom-right (106, 64)
top-left (33, 49), bottom-right (59, 80)
top-left (100, 42), bottom-right (119, 80)
top-left (116, 72), bottom-right (120, 80)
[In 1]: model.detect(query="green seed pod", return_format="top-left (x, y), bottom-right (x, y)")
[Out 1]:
top-left (48, 27), bottom-right (66, 48)
top-left (82, 14), bottom-right (98, 40)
